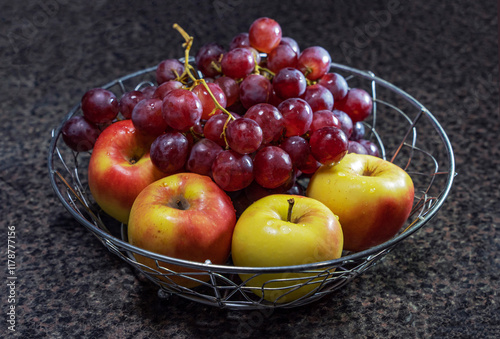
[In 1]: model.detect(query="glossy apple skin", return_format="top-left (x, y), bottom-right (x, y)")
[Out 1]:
top-left (231, 194), bottom-right (343, 303)
top-left (128, 173), bottom-right (237, 288)
top-left (88, 120), bottom-right (165, 224)
top-left (306, 153), bottom-right (414, 252)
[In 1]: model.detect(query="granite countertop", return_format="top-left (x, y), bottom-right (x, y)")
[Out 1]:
top-left (1, 0), bottom-right (499, 338)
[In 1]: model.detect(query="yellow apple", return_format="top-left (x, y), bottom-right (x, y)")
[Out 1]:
top-left (306, 153), bottom-right (414, 252)
top-left (231, 194), bottom-right (343, 303)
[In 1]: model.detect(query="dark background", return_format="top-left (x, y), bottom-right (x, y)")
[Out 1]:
top-left (1, 0), bottom-right (499, 338)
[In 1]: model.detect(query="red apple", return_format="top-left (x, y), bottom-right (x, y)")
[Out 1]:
top-left (87, 119), bottom-right (165, 224)
top-left (127, 173), bottom-right (237, 288)
top-left (306, 153), bottom-right (414, 252)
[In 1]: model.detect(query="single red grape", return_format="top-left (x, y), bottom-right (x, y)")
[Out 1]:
top-left (279, 136), bottom-right (310, 169)
top-left (141, 85), bottom-right (157, 99)
top-left (119, 90), bottom-right (145, 119)
top-left (212, 150), bottom-right (254, 191)
top-left (248, 17), bottom-right (282, 53)
top-left (350, 121), bottom-right (366, 140)
top-left (301, 84), bottom-right (334, 112)
top-left (318, 72), bottom-right (349, 102)
top-left (81, 88), bottom-right (119, 124)
top-left (162, 89), bottom-right (203, 132)
top-left (226, 118), bottom-right (263, 154)
top-left (186, 138), bottom-right (223, 177)
top-left (267, 43), bottom-right (298, 73)
top-left (156, 59), bottom-right (184, 84)
top-left (334, 88), bottom-right (373, 122)
top-left (204, 113), bottom-right (232, 147)
top-left (152, 80), bottom-right (183, 100)
top-left (280, 36), bottom-right (300, 54)
top-left (244, 103), bottom-right (284, 144)
top-left (272, 67), bottom-right (307, 100)
top-left (229, 32), bottom-right (250, 50)
top-left (150, 132), bottom-right (189, 174)
top-left (297, 46), bottom-right (332, 80)
top-left (131, 98), bottom-right (168, 137)
top-left (277, 98), bottom-right (313, 137)
top-left (253, 146), bottom-right (293, 189)
top-left (61, 116), bottom-right (100, 152)
top-left (195, 42), bottom-right (225, 78)
top-left (332, 109), bottom-right (354, 139)
top-left (348, 140), bottom-right (369, 155)
top-left (221, 48), bottom-right (255, 79)
top-left (192, 82), bottom-right (227, 120)
top-left (359, 139), bottom-right (380, 157)
top-left (239, 74), bottom-right (272, 109)
top-left (310, 109), bottom-right (341, 133)
top-left (309, 126), bottom-right (348, 165)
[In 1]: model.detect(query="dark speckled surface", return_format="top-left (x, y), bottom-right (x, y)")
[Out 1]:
top-left (1, 0), bottom-right (499, 338)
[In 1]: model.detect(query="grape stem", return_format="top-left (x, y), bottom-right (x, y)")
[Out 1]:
top-left (254, 64), bottom-right (275, 78)
top-left (210, 60), bottom-right (222, 74)
top-left (173, 23), bottom-right (236, 148)
top-left (303, 68), bottom-right (314, 86)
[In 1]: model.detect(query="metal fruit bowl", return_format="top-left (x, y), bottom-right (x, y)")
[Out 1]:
top-left (48, 59), bottom-right (455, 310)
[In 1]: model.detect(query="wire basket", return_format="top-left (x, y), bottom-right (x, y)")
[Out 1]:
top-left (48, 60), bottom-right (455, 310)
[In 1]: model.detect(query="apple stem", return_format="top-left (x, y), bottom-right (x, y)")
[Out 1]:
top-left (287, 198), bottom-right (295, 222)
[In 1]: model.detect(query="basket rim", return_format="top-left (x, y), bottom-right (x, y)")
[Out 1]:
top-left (47, 61), bottom-right (456, 274)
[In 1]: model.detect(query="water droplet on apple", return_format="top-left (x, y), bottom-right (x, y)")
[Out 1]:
top-left (280, 225), bottom-right (291, 234)
top-left (370, 187), bottom-right (376, 193)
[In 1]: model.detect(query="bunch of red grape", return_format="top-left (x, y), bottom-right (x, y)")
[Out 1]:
top-left (61, 17), bottom-right (379, 210)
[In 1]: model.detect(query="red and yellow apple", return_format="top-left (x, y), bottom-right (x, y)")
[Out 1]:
top-left (306, 153), bottom-right (414, 252)
top-left (88, 119), bottom-right (165, 224)
top-left (127, 172), bottom-right (237, 288)
top-left (231, 194), bottom-right (343, 303)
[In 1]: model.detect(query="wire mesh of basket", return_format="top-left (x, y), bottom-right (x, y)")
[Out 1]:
top-left (48, 59), bottom-right (455, 310)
